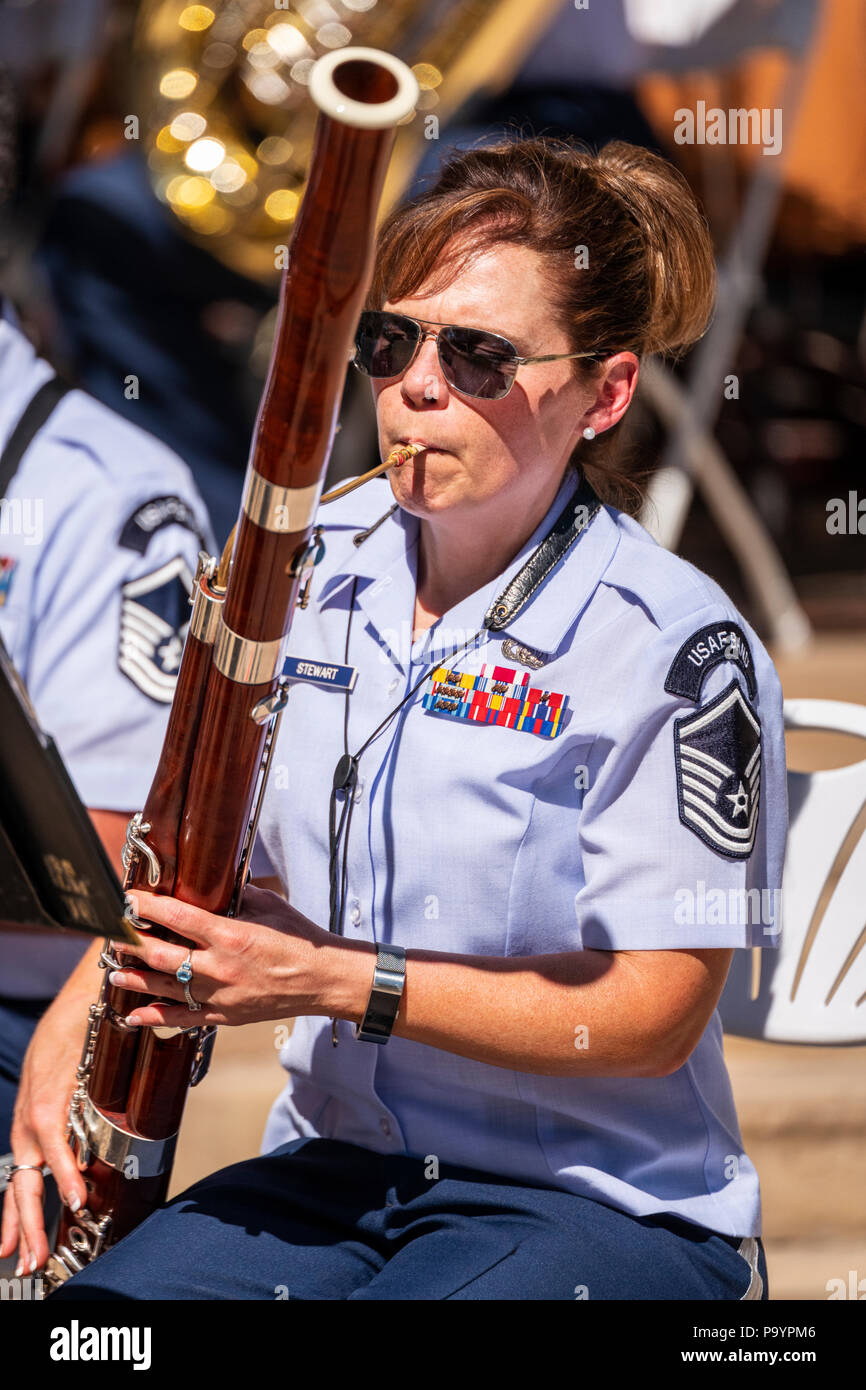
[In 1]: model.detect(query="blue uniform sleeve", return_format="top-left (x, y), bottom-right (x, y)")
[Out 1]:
top-left (574, 607), bottom-right (787, 950)
top-left (19, 437), bottom-right (212, 812)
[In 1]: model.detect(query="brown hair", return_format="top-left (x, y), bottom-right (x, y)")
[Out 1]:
top-left (368, 136), bottom-right (717, 514)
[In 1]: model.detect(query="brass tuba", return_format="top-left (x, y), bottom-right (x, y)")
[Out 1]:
top-left (134, 0), bottom-right (566, 280)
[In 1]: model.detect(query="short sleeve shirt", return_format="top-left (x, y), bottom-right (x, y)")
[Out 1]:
top-left (0, 308), bottom-right (213, 995)
top-left (256, 467), bottom-right (787, 1237)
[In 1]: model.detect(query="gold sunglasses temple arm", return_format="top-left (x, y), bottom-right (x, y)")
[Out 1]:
top-left (519, 350), bottom-right (602, 365)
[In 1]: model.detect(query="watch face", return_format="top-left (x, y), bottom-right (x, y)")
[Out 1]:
top-left (356, 947), bottom-right (405, 1042)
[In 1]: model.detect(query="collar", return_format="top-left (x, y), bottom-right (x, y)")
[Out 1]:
top-left (316, 468), bottom-right (621, 673)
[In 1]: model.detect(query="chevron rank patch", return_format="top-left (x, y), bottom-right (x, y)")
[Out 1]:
top-left (118, 555), bottom-right (193, 703)
top-left (422, 663), bottom-right (567, 738)
top-left (674, 679), bottom-right (761, 860)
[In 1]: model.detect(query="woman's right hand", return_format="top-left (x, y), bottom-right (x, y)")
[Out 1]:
top-left (0, 975), bottom-right (94, 1274)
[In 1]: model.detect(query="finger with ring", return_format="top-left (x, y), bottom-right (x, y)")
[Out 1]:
top-left (176, 950), bottom-right (201, 1011)
top-left (3, 1163), bottom-right (45, 1185)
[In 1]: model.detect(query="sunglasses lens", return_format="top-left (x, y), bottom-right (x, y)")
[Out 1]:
top-left (354, 311), bottom-right (419, 378)
top-left (354, 312), bottom-right (520, 399)
top-left (439, 327), bottom-right (518, 400)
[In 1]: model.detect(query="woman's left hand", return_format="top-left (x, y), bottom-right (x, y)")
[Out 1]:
top-left (109, 885), bottom-right (339, 1029)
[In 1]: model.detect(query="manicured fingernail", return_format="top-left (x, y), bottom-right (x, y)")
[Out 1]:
top-left (15, 1261), bottom-right (23, 1277)
top-left (125, 893), bottom-right (139, 914)
top-left (108, 971), bottom-right (123, 986)
top-left (29, 1255), bottom-right (37, 1273)
top-left (67, 1192), bottom-right (81, 1212)
top-left (125, 1016), bottom-right (141, 1028)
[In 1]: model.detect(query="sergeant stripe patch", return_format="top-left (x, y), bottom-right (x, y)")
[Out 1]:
top-left (674, 680), bottom-right (762, 859)
top-left (118, 555), bottom-right (193, 704)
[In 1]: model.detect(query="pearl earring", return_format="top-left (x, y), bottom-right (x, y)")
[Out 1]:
top-left (582, 426), bottom-right (596, 441)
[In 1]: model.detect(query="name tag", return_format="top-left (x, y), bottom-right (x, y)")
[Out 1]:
top-left (282, 655), bottom-right (357, 691)
top-left (422, 663), bottom-right (567, 738)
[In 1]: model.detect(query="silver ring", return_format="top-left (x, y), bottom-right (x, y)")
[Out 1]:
top-left (3, 1163), bottom-right (43, 1179)
top-left (176, 951), bottom-right (201, 1011)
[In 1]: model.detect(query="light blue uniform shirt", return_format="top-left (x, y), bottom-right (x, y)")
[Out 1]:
top-left (0, 306), bottom-right (213, 995)
top-left (257, 467), bottom-right (787, 1238)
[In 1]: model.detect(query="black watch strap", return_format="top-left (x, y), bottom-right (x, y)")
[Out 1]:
top-left (355, 944), bottom-right (406, 1044)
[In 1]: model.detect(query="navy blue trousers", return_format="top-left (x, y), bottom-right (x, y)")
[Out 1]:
top-left (0, 996), bottom-right (51, 1154)
top-left (49, 1138), bottom-right (768, 1300)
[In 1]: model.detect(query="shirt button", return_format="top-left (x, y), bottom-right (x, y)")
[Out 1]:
top-left (379, 1118), bottom-right (391, 1137)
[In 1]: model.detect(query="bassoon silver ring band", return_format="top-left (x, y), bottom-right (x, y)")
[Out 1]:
top-left (213, 617), bottom-right (286, 685)
top-left (242, 468), bottom-right (324, 534)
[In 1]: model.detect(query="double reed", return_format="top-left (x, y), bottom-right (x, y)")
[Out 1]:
top-left (45, 48), bottom-right (419, 1287)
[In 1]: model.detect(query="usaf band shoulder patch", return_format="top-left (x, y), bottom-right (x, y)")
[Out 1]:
top-left (665, 621), bottom-right (756, 702)
top-left (674, 679), bottom-right (761, 860)
top-left (119, 496), bottom-right (206, 556)
top-left (118, 554), bottom-right (193, 703)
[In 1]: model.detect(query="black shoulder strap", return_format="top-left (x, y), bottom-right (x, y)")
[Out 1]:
top-left (484, 472), bottom-right (602, 631)
top-left (0, 376), bottom-right (71, 498)
top-left (352, 502), bottom-right (399, 547)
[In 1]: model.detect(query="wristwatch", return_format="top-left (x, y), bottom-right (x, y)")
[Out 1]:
top-left (355, 944), bottom-right (406, 1044)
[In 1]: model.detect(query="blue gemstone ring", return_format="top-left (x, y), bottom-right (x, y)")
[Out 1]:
top-left (176, 952), bottom-right (201, 1010)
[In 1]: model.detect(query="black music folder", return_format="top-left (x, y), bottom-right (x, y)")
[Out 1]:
top-left (0, 636), bottom-right (136, 944)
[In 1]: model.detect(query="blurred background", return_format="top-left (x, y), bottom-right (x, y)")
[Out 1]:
top-left (1, 0), bottom-right (864, 1300)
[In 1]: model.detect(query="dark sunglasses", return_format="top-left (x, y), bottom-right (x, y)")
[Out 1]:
top-left (351, 310), bottom-right (602, 401)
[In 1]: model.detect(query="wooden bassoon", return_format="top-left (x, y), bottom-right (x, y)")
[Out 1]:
top-left (44, 47), bottom-right (419, 1289)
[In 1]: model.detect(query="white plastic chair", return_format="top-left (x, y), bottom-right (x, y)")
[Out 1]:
top-left (719, 699), bottom-right (866, 1043)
